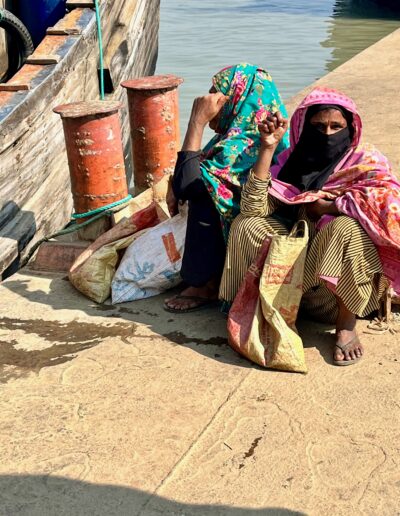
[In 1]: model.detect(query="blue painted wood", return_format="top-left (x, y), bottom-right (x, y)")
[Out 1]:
top-left (18, 0), bottom-right (67, 46)
top-left (0, 10), bottom-right (95, 130)
top-left (0, 92), bottom-right (29, 124)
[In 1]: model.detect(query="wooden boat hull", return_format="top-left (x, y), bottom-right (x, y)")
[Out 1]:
top-left (333, 0), bottom-right (400, 14)
top-left (0, 0), bottom-right (160, 277)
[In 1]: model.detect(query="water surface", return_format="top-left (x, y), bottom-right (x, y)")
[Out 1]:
top-left (156, 0), bottom-right (400, 140)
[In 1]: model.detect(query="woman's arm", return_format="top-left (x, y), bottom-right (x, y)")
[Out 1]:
top-left (305, 198), bottom-right (340, 220)
top-left (252, 146), bottom-right (276, 181)
top-left (181, 121), bottom-right (207, 152)
top-left (240, 171), bottom-right (281, 217)
top-left (182, 92), bottom-right (228, 150)
top-left (166, 93), bottom-right (227, 215)
top-left (253, 111), bottom-right (288, 180)
top-left (240, 111), bottom-right (288, 218)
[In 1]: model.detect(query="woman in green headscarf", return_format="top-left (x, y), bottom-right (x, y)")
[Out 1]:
top-left (165, 63), bottom-right (288, 312)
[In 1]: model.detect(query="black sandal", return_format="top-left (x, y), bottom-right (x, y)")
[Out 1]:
top-left (333, 336), bottom-right (363, 366)
top-left (164, 295), bottom-right (218, 314)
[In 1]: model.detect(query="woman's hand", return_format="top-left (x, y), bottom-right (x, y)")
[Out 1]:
top-left (258, 111), bottom-right (288, 149)
top-left (253, 111), bottom-right (288, 179)
top-left (305, 198), bottom-right (339, 221)
top-left (166, 177), bottom-right (179, 217)
top-left (189, 92), bottom-right (228, 127)
top-left (182, 92), bottom-right (228, 151)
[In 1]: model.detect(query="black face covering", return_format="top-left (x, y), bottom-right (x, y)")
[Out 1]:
top-left (278, 104), bottom-right (353, 191)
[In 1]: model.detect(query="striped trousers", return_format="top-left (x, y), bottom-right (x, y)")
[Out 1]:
top-left (219, 214), bottom-right (388, 323)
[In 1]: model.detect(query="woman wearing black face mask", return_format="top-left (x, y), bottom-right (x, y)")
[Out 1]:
top-left (277, 103), bottom-right (354, 192)
top-left (220, 88), bottom-right (400, 367)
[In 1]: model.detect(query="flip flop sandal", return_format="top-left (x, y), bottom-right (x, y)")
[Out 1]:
top-left (333, 336), bottom-right (362, 366)
top-left (364, 317), bottom-right (398, 335)
top-left (164, 295), bottom-right (218, 314)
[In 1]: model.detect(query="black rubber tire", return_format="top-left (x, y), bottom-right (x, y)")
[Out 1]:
top-left (0, 8), bottom-right (34, 82)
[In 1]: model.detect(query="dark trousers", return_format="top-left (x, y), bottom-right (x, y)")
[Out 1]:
top-left (172, 151), bottom-right (226, 288)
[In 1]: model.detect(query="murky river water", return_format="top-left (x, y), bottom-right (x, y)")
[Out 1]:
top-left (156, 0), bottom-right (400, 140)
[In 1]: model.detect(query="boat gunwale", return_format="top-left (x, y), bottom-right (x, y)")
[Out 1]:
top-left (0, 8), bottom-right (96, 153)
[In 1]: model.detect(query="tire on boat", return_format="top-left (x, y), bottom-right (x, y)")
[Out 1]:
top-left (0, 8), bottom-right (34, 82)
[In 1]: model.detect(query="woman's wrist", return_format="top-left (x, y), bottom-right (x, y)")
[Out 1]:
top-left (260, 143), bottom-right (278, 153)
top-left (188, 117), bottom-right (207, 129)
top-left (253, 145), bottom-right (275, 180)
top-left (327, 200), bottom-right (340, 215)
top-left (181, 119), bottom-right (205, 151)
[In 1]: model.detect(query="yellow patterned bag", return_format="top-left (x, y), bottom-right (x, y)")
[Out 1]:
top-left (227, 221), bottom-right (308, 373)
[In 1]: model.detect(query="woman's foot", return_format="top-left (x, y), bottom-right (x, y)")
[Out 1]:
top-left (333, 329), bottom-right (364, 365)
top-left (164, 281), bottom-right (219, 312)
top-left (333, 297), bottom-right (363, 365)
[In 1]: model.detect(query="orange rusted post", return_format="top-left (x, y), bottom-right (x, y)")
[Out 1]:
top-left (121, 74), bottom-right (184, 195)
top-left (53, 100), bottom-right (129, 220)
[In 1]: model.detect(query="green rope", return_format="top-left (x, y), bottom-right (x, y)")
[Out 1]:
top-left (94, 0), bottom-right (105, 100)
top-left (71, 194), bottom-right (132, 219)
top-left (20, 196), bottom-right (133, 268)
top-left (20, 210), bottom-right (109, 269)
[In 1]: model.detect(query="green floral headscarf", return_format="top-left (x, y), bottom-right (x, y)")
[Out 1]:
top-left (201, 63), bottom-right (289, 237)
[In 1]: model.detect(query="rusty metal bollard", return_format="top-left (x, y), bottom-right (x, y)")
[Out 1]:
top-left (121, 74), bottom-right (184, 195)
top-left (53, 100), bottom-right (129, 220)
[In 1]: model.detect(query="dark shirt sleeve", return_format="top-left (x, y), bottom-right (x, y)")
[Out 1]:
top-left (172, 150), bottom-right (208, 201)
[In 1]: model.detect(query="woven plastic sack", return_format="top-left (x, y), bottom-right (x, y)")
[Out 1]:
top-left (69, 203), bottom-right (167, 303)
top-left (111, 206), bottom-right (187, 303)
top-left (227, 221), bottom-right (309, 373)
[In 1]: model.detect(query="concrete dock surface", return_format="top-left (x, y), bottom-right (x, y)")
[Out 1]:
top-left (1, 28), bottom-right (400, 516)
top-left (0, 269), bottom-right (399, 516)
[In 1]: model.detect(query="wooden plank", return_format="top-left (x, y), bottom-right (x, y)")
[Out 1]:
top-left (0, 208), bottom-right (37, 275)
top-left (66, 0), bottom-right (94, 7)
top-left (26, 35), bottom-right (71, 64)
top-left (0, 169), bottom-right (73, 276)
top-left (30, 240), bottom-right (91, 273)
top-left (0, 91), bottom-right (29, 124)
top-left (26, 55), bottom-right (61, 65)
top-left (0, 92), bottom-right (15, 109)
top-left (0, 64), bottom-right (53, 92)
top-left (0, 237), bottom-right (18, 277)
top-left (46, 8), bottom-right (93, 35)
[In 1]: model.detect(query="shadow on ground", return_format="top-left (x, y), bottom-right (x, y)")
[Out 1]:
top-left (1, 271), bottom-right (337, 376)
top-left (296, 318), bottom-right (335, 365)
top-left (0, 475), bottom-right (306, 516)
top-left (0, 272), bottom-right (252, 374)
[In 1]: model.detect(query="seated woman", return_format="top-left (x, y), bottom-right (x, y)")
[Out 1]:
top-left (220, 87), bottom-right (400, 366)
top-left (164, 63), bottom-right (288, 312)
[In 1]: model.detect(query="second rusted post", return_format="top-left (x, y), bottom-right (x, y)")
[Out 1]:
top-left (121, 74), bottom-right (184, 195)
